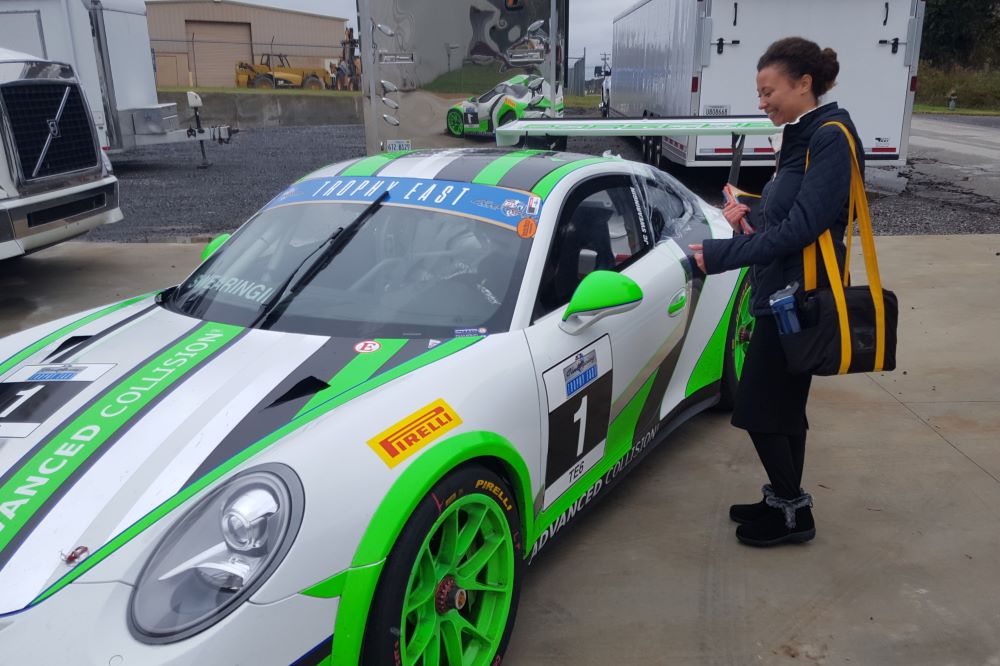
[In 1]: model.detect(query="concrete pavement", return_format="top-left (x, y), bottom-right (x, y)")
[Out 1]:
top-left (908, 116), bottom-right (1000, 208)
top-left (1, 236), bottom-right (999, 665)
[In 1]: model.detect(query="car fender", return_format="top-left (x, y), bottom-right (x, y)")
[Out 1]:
top-left (322, 429), bottom-right (534, 665)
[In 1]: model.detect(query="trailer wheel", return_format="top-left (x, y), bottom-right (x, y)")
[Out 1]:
top-left (252, 75), bottom-right (275, 89)
top-left (303, 76), bottom-right (324, 90)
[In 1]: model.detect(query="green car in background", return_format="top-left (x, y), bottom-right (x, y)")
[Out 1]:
top-left (447, 74), bottom-right (564, 137)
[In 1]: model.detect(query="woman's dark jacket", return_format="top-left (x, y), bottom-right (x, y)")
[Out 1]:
top-left (702, 102), bottom-right (865, 315)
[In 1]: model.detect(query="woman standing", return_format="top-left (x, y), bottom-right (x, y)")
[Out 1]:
top-left (689, 37), bottom-right (865, 547)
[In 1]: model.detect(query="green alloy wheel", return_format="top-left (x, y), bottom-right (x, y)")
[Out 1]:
top-left (719, 277), bottom-right (754, 410)
top-left (447, 110), bottom-right (465, 137)
top-left (364, 464), bottom-right (523, 665)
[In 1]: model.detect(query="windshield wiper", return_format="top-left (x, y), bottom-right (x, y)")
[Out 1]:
top-left (250, 191), bottom-right (389, 329)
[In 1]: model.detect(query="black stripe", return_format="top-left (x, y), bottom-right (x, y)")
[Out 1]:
top-left (633, 276), bottom-right (706, 437)
top-left (432, 149), bottom-right (512, 183)
top-left (495, 151), bottom-right (566, 191)
top-left (186, 337), bottom-right (361, 482)
top-left (0, 326), bottom-right (246, 569)
top-left (289, 636), bottom-right (332, 666)
top-left (44, 305), bottom-right (157, 364)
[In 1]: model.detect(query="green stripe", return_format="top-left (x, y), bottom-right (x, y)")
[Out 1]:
top-left (0, 322), bottom-right (242, 558)
top-left (338, 150), bottom-right (414, 177)
top-left (686, 268), bottom-right (747, 397)
top-left (0, 294), bottom-right (151, 379)
top-left (32, 335), bottom-right (482, 605)
top-left (531, 157), bottom-right (616, 198)
top-left (295, 339), bottom-right (408, 418)
top-left (471, 149), bottom-right (545, 185)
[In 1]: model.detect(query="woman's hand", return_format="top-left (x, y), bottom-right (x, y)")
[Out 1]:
top-left (688, 244), bottom-right (706, 273)
top-left (722, 201), bottom-right (752, 233)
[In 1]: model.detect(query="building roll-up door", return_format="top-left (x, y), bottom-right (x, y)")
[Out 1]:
top-left (185, 20), bottom-right (252, 87)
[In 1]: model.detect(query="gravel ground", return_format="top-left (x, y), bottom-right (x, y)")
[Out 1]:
top-left (88, 121), bottom-right (998, 243)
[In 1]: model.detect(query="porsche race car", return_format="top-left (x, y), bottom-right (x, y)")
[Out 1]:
top-left (446, 75), bottom-right (563, 137)
top-left (0, 142), bottom-right (764, 665)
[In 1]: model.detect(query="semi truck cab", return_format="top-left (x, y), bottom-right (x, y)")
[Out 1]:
top-left (0, 48), bottom-right (122, 260)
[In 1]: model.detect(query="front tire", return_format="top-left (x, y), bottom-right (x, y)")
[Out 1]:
top-left (719, 276), bottom-right (754, 410)
top-left (447, 109), bottom-right (465, 137)
top-left (363, 464), bottom-right (523, 666)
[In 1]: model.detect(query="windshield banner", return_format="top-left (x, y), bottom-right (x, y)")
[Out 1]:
top-left (264, 177), bottom-right (543, 230)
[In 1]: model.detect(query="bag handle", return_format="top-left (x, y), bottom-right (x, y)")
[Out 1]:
top-left (803, 121), bottom-right (888, 373)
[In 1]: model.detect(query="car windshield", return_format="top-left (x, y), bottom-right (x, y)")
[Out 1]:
top-left (165, 178), bottom-right (538, 339)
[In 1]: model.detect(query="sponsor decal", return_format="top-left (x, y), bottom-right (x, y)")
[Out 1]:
top-left (563, 351), bottom-right (598, 397)
top-left (475, 479), bottom-right (515, 511)
top-left (26, 367), bottom-right (81, 382)
top-left (502, 199), bottom-right (526, 218)
top-left (367, 399), bottom-right (462, 468)
top-left (265, 176), bottom-right (542, 231)
top-left (526, 195), bottom-right (541, 216)
top-left (629, 186), bottom-right (650, 245)
top-left (0, 324), bottom-right (242, 554)
top-left (530, 422), bottom-right (660, 561)
top-left (354, 340), bottom-right (382, 354)
top-left (427, 339), bottom-right (442, 349)
top-left (188, 273), bottom-right (276, 305)
top-left (516, 217), bottom-right (537, 239)
top-left (454, 327), bottom-right (487, 337)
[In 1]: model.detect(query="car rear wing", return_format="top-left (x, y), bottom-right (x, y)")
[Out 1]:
top-left (495, 116), bottom-right (778, 183)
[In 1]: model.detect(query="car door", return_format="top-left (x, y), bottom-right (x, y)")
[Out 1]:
top-left (524, 173), bottom-right (690, 513)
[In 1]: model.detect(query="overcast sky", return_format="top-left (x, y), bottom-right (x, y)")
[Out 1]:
top-left (208, 0), bottom-right (614, 72)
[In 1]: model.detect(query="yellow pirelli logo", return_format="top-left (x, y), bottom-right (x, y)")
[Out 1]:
top-left (367, 399), bottom-right (462, 468)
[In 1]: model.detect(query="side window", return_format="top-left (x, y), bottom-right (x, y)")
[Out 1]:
top-left (535, 176), bottom-right (652, 319)
top-left (644, 171), bottom-right (700, 244)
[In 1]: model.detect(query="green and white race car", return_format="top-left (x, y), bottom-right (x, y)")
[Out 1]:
top-left (446, 75), bottom-right (564, 137)
top-left (0, 146), bottom-right (754, 665)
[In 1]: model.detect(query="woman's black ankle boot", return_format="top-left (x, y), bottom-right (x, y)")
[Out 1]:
top-left (729, 484), bottom-right (776, 524)
top-left (736, 491), bottom-right (816, 547)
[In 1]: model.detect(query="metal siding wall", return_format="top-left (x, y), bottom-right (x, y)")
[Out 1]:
top-left (185, 20), bottom-right (252, 86)
top-left (146, 1), bottom-right (345, 86)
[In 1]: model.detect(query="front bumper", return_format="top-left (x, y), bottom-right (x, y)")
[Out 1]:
top-left (0, 175), bottom-right (122, 260)
top-left (0, 581), bottom-right (338, 666)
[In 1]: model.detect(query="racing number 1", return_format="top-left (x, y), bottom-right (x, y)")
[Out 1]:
top-left (0, 385), bottom-right (44, 418)
top-left (573, 395), bottom-right (587, 456)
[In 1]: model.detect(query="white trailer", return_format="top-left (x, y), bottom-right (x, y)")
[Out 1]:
top-left (0, 48), bottom-right (122, 260)
top-left (0, 0), bottom-right (231, 153)
top-left (610, 0), bottom-right (924, 168)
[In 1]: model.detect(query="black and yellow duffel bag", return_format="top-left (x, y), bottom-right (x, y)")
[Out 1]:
top-left (779, 121), bottom-right (898, 376)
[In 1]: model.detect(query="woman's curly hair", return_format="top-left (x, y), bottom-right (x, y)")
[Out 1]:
top-left (758, 37), bottom-right (839, 97)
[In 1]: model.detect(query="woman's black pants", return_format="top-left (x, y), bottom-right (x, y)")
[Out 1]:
top-left (749, 431), bottom-right (807, 500)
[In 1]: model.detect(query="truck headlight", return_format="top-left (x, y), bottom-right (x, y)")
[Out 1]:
top-left (128, 465), bottom-right (303, 643)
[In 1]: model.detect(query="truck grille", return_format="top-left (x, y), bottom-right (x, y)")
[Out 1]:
top-left (0, 82), bottom-right (99, 181)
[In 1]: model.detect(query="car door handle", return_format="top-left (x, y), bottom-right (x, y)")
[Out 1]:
top-left (668, 289), bottom-right (687, 316)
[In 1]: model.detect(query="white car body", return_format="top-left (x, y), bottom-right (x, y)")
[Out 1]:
top-left (0, 149), bottom-right (745, 664)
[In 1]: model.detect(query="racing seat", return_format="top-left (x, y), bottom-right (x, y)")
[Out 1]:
top-left (543, 202), bottom-right (616, 310)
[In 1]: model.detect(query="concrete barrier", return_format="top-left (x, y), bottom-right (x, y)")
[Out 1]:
top-left (158, 91), bottom-right (364, 129)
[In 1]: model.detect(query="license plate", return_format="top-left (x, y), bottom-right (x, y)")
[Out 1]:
top-left (384, 139), bottom-right (412, 152)
top-left (703, 105), bottom-right (731, 117)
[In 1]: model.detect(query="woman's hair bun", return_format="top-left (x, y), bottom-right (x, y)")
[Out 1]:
top-left (759, 38), bottom-right (839, 97)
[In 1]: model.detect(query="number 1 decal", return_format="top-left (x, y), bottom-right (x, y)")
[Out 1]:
top-left (573, 395), bottom-right (587, 457)
top-left (0, 385), bottom-right (44, 418)
top-left (541, 336), bottom-right (613, 510)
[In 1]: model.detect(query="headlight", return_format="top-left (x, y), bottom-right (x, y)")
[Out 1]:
top-left (128, 464), bottom-right (304, 643)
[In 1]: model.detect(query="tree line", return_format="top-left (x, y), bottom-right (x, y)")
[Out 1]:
top-left (922, 0), bottom-right (1000, 68)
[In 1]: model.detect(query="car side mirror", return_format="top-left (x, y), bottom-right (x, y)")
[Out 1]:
top-left (529, 93), bottom-right (544, 106)
top-left (201, 233), bottom-right (231, 262)
top-left (559, 270), bottom-right (643, 335)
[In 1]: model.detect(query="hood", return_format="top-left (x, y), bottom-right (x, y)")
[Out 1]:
top-left (0, 303), bottom-right (480, 613)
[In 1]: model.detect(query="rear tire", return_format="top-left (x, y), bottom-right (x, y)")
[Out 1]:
top-left (363, 464), bottom-right (523, 666)
top-left (303, 75), bottom-right (324, 90)
top-left (718, 276), bottom-right (754, 410)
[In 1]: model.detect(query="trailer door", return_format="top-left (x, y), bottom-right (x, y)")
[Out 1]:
top-left (697, 0), bottom-right (914, 166)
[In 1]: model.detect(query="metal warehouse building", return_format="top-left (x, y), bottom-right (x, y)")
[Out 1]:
top-left (145, 0), bottom-right (347, 87)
